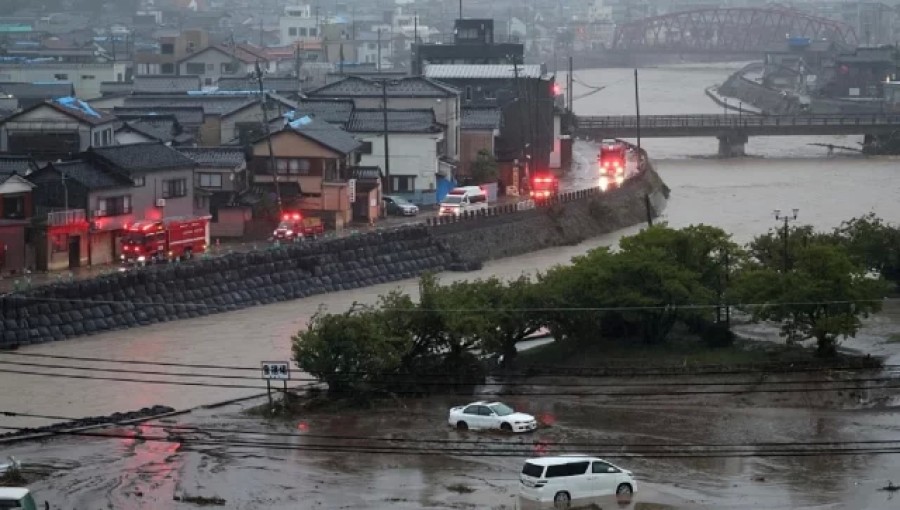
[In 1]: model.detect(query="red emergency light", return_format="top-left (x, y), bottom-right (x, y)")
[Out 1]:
top-left (282, 213), bottom-right (302, 221)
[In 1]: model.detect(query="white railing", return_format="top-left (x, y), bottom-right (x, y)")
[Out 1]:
top-left (47, 209), bottom-right (86, 226)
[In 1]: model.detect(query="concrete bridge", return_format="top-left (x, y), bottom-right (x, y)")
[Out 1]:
top-left (574, 114), bottom-right (900, 157)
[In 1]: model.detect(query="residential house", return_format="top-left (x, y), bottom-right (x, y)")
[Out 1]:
top-left (135, 28), bottom-right (210, 75)
top-left (0, 82), bottom-right (75, 109)
top-left (0, 61), bottom-right (130, 99)
top-left (0, 166), bottom-right (35, 274)
top-left (113, 107), bottom-right (206, 143)
top-left (177, 45), bottom-right (271, 87)
top-left (412, 19), bottom-right (524, 75)
top-left (133, 75), bottom-right (204, 94)
top-left (459, 107), bottom-right (501, 181)
top-left (0, 98), bottom-right (117, 160)
top-left (177, 147), bottom-right (247, 235)
top-left (346, 109), bottom-right (445, 204)
top-left (0, 155), bottom-right (39, 176)
top-left (115, 117), bottom-right (194, 146)
top-left (424, 64), bottom-right (557, 183)
top-left (294, 98), bottom-right (355, 126)
top-left (29, 143), bottom-right (197, 269)
top-left (249, 116), bottom-right (361, 228)
top-left (306, 76), bottom-right (460, 179)
top-left (217, 76), bottom-right (302, 96)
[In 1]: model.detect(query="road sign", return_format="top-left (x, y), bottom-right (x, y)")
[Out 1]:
top-left (261, 361), bottom-right (291, 380)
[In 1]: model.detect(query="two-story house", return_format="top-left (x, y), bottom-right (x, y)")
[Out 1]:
top-left (0, 99), bottom-right (117, 160)
top-left (346, 109), bottom-right (446, 204)
top-left (306, 76), bottom-right (460, 179)
top-left (249, 115), bottom-right (361, 229)
top-left (177, 146), bottom-right (247, 222)
top-left (178, 45), bottom-right (272, 88)
top-left (0, 166), bottom-right (35, 274)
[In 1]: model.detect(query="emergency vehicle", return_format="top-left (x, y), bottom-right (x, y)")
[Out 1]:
top-left (120, 216), bottom-right (209, 264)
top-left (599, 141), bottom-right (628, 178)
top-left (530, 173), bottom-right (559, 200)
top-left (271, 212), bottom-right (324, 242)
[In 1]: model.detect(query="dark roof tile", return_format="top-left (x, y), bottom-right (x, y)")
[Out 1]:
top-left (461, 107), bottom-right (502, 130)
top-left (178, 147), bottom-right (246, 168)
top-left (113, 107), bottom-right (205, 126)
top-left (295, 98), bottom-right (354, 125)
top-left (122, 95), bottom-right (257, 116)
top-left (90, 142), bottom-right (196, 172)
top-left (42, 160), bottom-right (132, 190)
top-left (133, 75), bottom-right (202, 94)
top-left (347, 109), bottom-right (442, 133)
top-left (0, 156), bottom-right (37, 175)
top-left (307, 76), bottom-right (459, 98)
top-left (217, 77), bottom-right (301, 94)
top-left (281, 115), bottom-right (361, 155)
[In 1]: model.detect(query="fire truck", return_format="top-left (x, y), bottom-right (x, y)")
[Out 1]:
top-left (120, 216), bottom-right (209, 264)
top-left (530, 173), bottom-right (559, 201)
top-left (271, 212), bottom-right (324, 243)
top-left (598, 141), bottom-right (628, 179)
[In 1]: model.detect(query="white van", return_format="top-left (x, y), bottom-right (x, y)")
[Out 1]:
top-left (0, 488), bottom-right (38, 510)
top-left (519, 456), bottom-right (636, 509)
top-left (438, 186), bottom-right (488, 217)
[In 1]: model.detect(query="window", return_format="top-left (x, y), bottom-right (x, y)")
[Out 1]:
top-left (81, 75), bottom-right (95, 80)
top-left (198, 173), bottom-right (222, 188)
top-left (522, 463), bottom-right (544, 478)
top-left (2, 194), bottom-right (25, 219)
top-left (367, 42), bottom-right (376, 50)
top-left (161, 43), bottom-right (174, 55)
top-left (359, 141), bottom-right (373, 154)
top-left (477, 406), bottom-right (494, 416)
top-left (101, 129), bottom-right (110, 146)
top-left (463, 405), bottom-right (479, 415)
top-left (194, 194), bottom-right (208, 210)
top-left (161, 63), bottom-right (175, 74)
top-left (391, 175), bottom-right (415, 192)
top-left (96, 195), bottom-right (132, 216)
top-left (185, 62), bottom-right (205, 75)
top-left (133, 176), bottom-right (145, 187)
top-left (204, 77), bottom-right (213, 86)
top-left (53, 73), bottom-right (69, 80)
top-left (51, 233), bottom-right (69, 253)
top-left (93, 132), bottom-right (101, 146)
top-left (592, 462), bottom-right (619, 474)
top-left (470, 192), bottom-right (487, 204)
top-left (162, 178), bottom-right (187, 198)
top-left (221, 62), bottom-right (236, 74)
top-left (289, 27), bottom-right (298, 36)
top-left (309, 27), bottom-right (317, 36)
top-left (465, 85), bottom-right (472, 101)
top-left (545, 462), bottom-right (589, 478)
top-left (324, 159), bottom-right (339, 181)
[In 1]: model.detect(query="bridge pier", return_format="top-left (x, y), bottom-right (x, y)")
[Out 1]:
top-left (717, 132), bottom-right (748, 158)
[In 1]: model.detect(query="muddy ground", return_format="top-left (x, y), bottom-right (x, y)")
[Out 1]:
top-left (6, 356), bottom-right (900, 510)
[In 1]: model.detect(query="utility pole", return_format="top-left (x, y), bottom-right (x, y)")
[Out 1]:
top-left (774, 208), bottom-right (799, 272)
top-left (512, 54), bottom-right (526, 192)
top-left (459, 0), bottom-right (463, 19)
top-left (380, 79), bottom-right (391, 194)
top-left (634, 68), bottom-right (642, 165)
top-left (567, 55), bottom-right (573, 112)
top-left (377, 28), bottom-right (382, 72)
top-left (255, 61), bottom-right (282, 216)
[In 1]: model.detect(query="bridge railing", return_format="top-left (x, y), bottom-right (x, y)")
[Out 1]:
top-left (576, 114), bottom-right (900, 130)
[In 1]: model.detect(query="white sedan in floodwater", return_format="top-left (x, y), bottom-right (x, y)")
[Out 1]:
top-left (448, 401), bottom-right (538, 432)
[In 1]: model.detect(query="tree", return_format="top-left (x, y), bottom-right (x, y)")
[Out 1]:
top-left (731, 242), bottom-right (886, 357)
top-left (464, 276), bottom-right (544, 368)
top-left (470, 150), bottom-right (499, 184)
top-left (830, 213), bottom-right (900, 285)
top-left (291, 307), bottom-right (409, 397)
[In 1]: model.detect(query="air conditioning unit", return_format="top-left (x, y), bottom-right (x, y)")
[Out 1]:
top-left (93, 210), bottom-right (107, 217)
top-left (156, 198), bottom-right (166, 207)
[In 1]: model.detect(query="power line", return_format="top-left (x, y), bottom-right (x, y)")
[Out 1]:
top-left (0, 366), bottom-right (893, 396)
top-left (0, 359), bottom-right (893, 389)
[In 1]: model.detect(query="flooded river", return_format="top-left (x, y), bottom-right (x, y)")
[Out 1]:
top-left (4, 62), bottom-right (900, 509)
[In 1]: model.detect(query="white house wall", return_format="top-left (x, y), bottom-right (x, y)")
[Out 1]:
top-left (0, 105), bottom-right (115, 152)
top-left (350, 96), bottom-right (459, 161)
top-left (356, 132), bottom-right (441, 192)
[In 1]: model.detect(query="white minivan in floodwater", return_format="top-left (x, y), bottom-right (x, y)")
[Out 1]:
top-left (438, 186), bottom-right (489, 217)
top-left (0, 488), bottom-right (38, 510)
top-left (519, 456), bottom-right (636, 509)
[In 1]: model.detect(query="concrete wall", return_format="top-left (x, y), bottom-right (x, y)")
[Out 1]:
top-left (0, 166), bottom-right (669, 347)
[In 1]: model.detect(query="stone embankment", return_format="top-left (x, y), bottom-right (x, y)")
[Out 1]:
top-left (0, 166), bottom-right (669, 348)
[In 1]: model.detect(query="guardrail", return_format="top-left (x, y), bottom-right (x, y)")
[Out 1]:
top-left (576, 113), bottom-right (900, 129)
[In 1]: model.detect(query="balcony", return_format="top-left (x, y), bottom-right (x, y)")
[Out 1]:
top-left (47, 209), bottom-right (86, 227)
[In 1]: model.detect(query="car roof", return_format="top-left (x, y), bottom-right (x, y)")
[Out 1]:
top-left (0, 487), bottom-right (30, 499)
top-left (466, 401), bottom-right (502, 406)
top-left (524, 456), bottom-right (604, 466)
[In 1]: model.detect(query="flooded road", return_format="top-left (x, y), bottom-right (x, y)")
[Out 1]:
top-left (4, 62), bottom-right (900, 509)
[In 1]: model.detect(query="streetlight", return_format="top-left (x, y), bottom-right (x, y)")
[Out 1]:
top-left (774, 208), bottom-right (799, 272)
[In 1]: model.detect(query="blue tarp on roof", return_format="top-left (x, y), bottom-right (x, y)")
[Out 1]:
top-left (55, 96), bottom-right (101, 118)
top-left (288, 115), bottom-right (312, 128)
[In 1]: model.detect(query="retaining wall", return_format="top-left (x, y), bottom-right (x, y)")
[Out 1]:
top-left (0, 167), bottom-right (670, 348)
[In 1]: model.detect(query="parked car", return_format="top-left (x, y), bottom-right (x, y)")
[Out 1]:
top-left (0, 488), bottom-right (38, 510)
top-left (383, 195), bottom-right (419, 216)
top-left (438, 186), bottom-right (488, 217)
top-left (519, 455), bottom-right (636, 509)
top-left (447, 401), bottom-right (537, 432)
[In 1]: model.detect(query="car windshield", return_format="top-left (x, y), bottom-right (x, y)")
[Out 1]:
top-left (522, 462), bottom-right (544, 477)
top-left (122, 234), bottom-right (146, 245)
top-left (276, 221), bottom-right (294, 229)
top-left (489, 403), bottom-right (515, 416)
top-left (391, 197), bottom-right (412, 206)
top-left (443, 195), bottom-right (463, 204)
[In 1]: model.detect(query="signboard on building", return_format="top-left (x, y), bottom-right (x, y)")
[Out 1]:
top-left (348, 178), bottom-right (357, 203)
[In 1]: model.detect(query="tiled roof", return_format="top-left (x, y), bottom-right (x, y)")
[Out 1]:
top-left (113, 107), bottom-right (205, 126)
top-left (461, 107), bottom-right (502, 131)
top-left (44, 160), bottom-right (132, 190)
top-left (307, 76), bottom-right (459, 98)
top-left (117, 118), bottom-right (177, 143)
top-left (178, 147), bottom-right (246, 168)
top-left (13, 99), bottom-right (116, 126)
top-left (122, 95), bottom-right (256, 116)
top-left (424, 64), bottom-right (545, 80)
top-left (90, 142), bottom-right (196, 172)
top-left (217, 77), bottom-right (301, 94)
top-left (178, 44), bottom-right (265, 65)
top-left (295, 99), bottom-right (354, 125)
top-left (99, 81), bottom-right (135, 96)
top-left (0, 156), bottom-right (36, 175)
top-left (347, 109), bottom-right (442, 133)
top-left (133, 75), bottom-right (202, 94)
top-left (282, 116), bottom-right (361, 155)
top-left (0, 81), bottom-right (75, 99)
